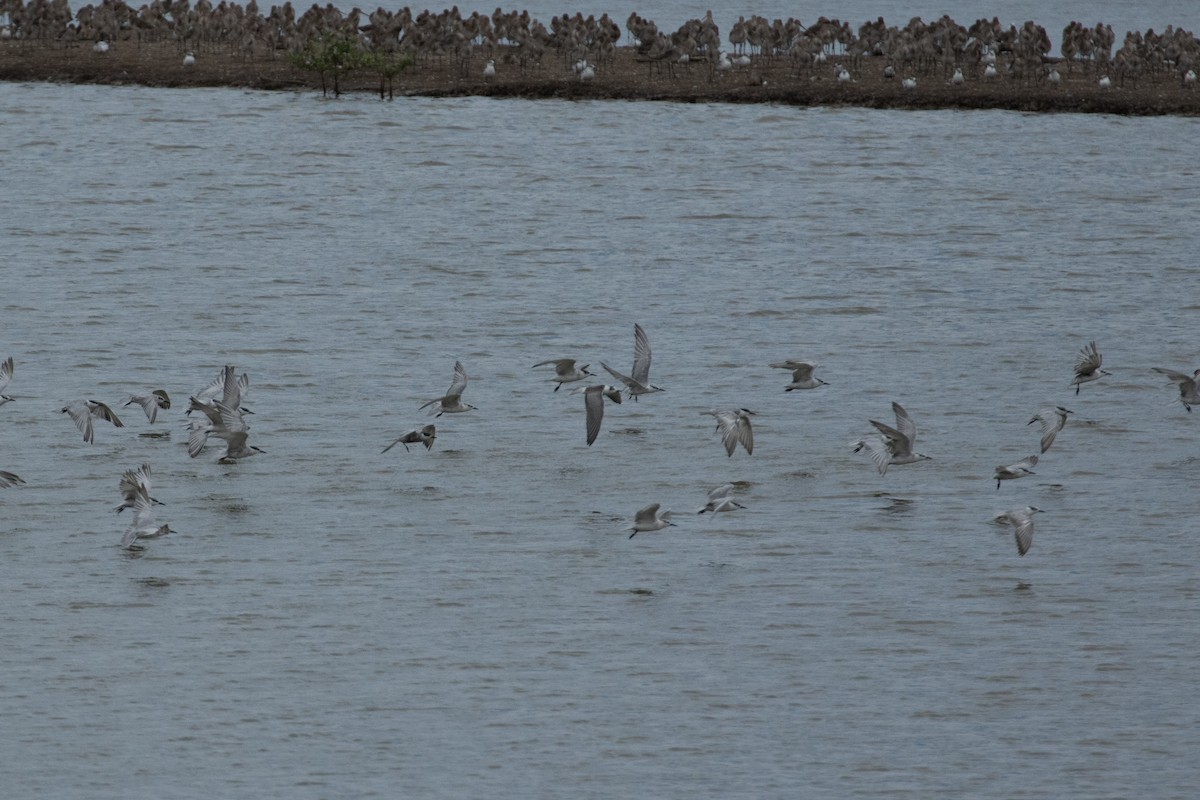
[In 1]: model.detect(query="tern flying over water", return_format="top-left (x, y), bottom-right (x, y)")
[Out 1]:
top-left (1151, 367), bottom-right (1200, 412)
top-left (189, 365), bottom-right (251, 417)
top-left (705, 408), bottom-right (755, 456)
top-left (124, 389), bottom-right (171, 423)
top-left (532, 358), bottom-right (593, 391)
top-left (420, 361), bottom-right (476, 416)
top-left (629, 503), bottom-right (674, 538)
top-left (698, 483), bottom-right (745, 514)
top-left (0, 470), bottom-right (25, 488)
top-left (769, 360), bottom-right (828, 391)
top-left (993, 455), bottom-right (1037, 489)
top-left (62, 400), bottom-right (124, 444)
top-left (853, 401), bottom-right (931, 475)
top-left (121, 485), bottom-right (174, 549)
top-left (993, 506), bottom-right (1043, 557)
top-left (189, 400), bottom-right (264, 462)
top-left (115, 463), bottom-right (164, 513)
top-left (1028, 406), bottom-right (1072, 453)
top-left (1070, 340), bottom-right (1110, 394)
top-left (602, 323), bottom-right (663, 400)
top-left (382, 424), bottom-right (437, 453)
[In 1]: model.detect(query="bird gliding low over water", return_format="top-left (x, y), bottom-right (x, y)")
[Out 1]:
top-left (602, 323), bottom-right (663, 401)
top-left (382, 424), bottom-right (437, 453)
top-left (629, 503), bottom-right (673, 538)
top-left (853, 401), bottom-right (931, 475)
top-left (993, 506), bottom-right (1043, 557)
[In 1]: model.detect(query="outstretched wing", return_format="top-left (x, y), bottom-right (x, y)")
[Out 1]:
top-left (0, 356), bottom-right (12, 393)
top-left (631, 324), bottom-right (652, 384)
top-left (585, 386), bottom-right (605, 446)
top-left (447, 361), bottom-right (470, 398)
top-left (1074, 340), bottom-right (1102, 377)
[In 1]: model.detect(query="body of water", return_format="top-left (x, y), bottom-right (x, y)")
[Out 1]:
top-left (1, 59), bottom-right (1198, 798)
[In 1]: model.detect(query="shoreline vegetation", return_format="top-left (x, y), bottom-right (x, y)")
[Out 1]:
top-left (1, 4), bottom-right (1199, 114)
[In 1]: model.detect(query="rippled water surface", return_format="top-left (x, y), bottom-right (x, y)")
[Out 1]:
top-left (2, 80), bottom-right (1199, 798)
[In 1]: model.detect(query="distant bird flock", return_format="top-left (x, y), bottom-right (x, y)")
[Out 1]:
top-left (0, 334), bottom-right (1191, 558)
top-left (2, 3), bottom-right (1198, 93)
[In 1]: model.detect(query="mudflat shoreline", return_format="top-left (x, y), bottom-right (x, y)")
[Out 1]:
top-left (2, 40), bottom-right (1198, 115)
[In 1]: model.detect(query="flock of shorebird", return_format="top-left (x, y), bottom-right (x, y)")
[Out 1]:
top-left (2, 333), bottom-right (1196, 556)
top-left (0, 362), bottom-right (261, 550)
top-left (382, 329), bottom-right (1191, 555)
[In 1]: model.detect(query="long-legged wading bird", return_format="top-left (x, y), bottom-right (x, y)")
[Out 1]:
top-left (62, 400), bottom-right (124, 444)
top-left (1151, 367), bottom-right (1200, 412)
top-left (993, 506), bottom-right (1043, 557)
top-left (124, 389), bottom-right (171, 423)
top-left (602, 323), bottom-right (664, 400)
top-left (532, 358), bottom-right (593, 391)
top-left (115, 463), bottom-right (164, 512)
top-left (420, 361), bottom-right (476, 416)
top-left (769, 360), bottom-right (828, 391)
top-left (698, 483), bottom-right (745, 514)
top-left (629, 503), bottom-right (674, 538)
top-left (1070, 340), bottom-right (1110, 394)
top-left (1028, 406), bottom-right (1072, 453)
top-left (994, 455), bottom-right (1037, 489)
top-left (705, 408), bottom-right (755, 456)
top-left (121, 486), bottom-right (174, 549)
top-left (853, 401), bottom-right (931, 475)
top-left (382, 424), bottom-right (437, 453)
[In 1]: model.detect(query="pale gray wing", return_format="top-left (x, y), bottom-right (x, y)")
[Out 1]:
top-left (63, 403), bottom-right (94, 443)
top-left (735, 414), bottom-right (753, 455)
top-left (381, 430), bottom-right (414, 454)
top-left (125, 393), bottom-right (159, 423)
top-left (891, 402), bottom-right (917, 448)
top-left (585, 386), bottom-right (605, 446)
top-left (533, 358), bottom-right (575, 376)
top-left (634, 503), bottom-right (661, 525)
top-left (213, 401), bottom-right (248, 436)
top-left (1152, 367), bottom-right (1192, 386)
top-left (120, 527), bottom-right (139, 548)
top-left (0, 470), bottom-right (25, 488)
top-left (1074, 340), bottom-right (1102, 376)
top-left (187, 420), bottom-right (211, 458)
top-left (130, 488), bottom-right (157, 530)
top-left (1013, 514), bottom-right (1035, 556)
top-left (1028, 409), bottom-right (1060, 453)
top-left (714, 412), bottom-right (739, 456)
top-left (790, 362), bottom-right (816, 382)
top-left (601, 362), bottom-right (635, 390)
top-left (195, 368), bottom-right (227, 403)
top-left (857, 437), bottom-right (892, 475)
top-left (447, 361), bottom-right (469, 398)
top-left (769, 360), bottom-right (804, 370)
top-left (1152, 367), bottom-right (1190, 383)
top-left (1015, 455), bottom-right (1038, 470)
top-left (0, 356), bottom-right (12, 393)
top-left (707, 483), bottom-right (736, 501)
top-left (631, 323), bottom-right (652, 384)
top-left (869, 419), bottom-right (908, 456)
top-left (219, 365), bottom-right (241, 410)
top-left (89, 401), bottom-right (124, 428)
top-left (118, 463), bottom-right (152, 498)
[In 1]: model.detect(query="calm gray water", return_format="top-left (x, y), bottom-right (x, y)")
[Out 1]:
top-left (2, 73), bottom-right (1200, 798)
